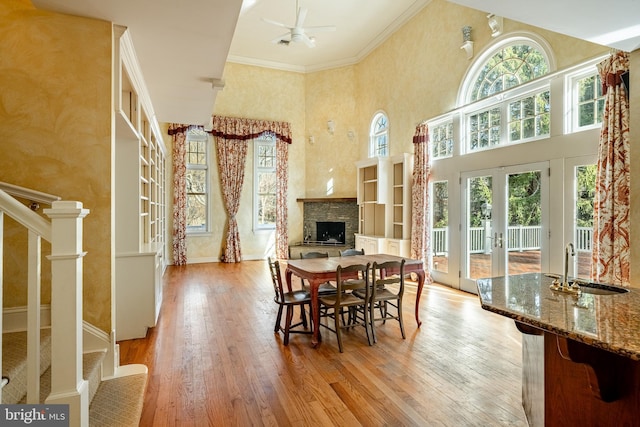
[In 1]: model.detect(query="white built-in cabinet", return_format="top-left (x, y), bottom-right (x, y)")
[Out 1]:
top-left (114, 26), bottom-right (167, 340)
top-left (355, 153), bottom-right (413, 257)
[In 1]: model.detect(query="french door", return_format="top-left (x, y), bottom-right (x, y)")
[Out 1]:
top-left (460, 162), bottom-right (549, 294)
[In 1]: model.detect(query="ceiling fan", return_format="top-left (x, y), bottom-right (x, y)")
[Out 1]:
top-left (262, 0), bottom-right (336, 48)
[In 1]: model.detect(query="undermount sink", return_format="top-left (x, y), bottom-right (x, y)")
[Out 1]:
top-left (570, 280), bottom-right (630, 295)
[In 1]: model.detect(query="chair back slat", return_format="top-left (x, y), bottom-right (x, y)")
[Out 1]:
top-left (268, 257), bottom-right (285, 303)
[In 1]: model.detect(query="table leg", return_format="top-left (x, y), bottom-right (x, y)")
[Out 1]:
top-left (309, 279), bottom-right (322, 347)
top-left (414, 270), bottom-right (426, 327)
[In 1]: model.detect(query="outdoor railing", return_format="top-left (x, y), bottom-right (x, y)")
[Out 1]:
top-left (432, 225), bottom-right (593, 255)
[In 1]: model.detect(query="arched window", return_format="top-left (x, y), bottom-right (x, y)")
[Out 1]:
top-left (457, 35), bottom-right (554, 152)
top-left (460, 35), bottom-right (553, 105)
top-left (369, 112), bottom-right (389, 157)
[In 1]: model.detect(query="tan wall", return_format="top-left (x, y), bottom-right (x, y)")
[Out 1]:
top-left (189, 0), bottom-right (608, 263)
top-left (0, 0), bottom-right (113, 332)
top-left (167, 63), bottom-right (307, 261)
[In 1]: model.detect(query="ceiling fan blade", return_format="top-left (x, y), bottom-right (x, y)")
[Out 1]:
top-left (261, 17), bottom-right (291, 29)
top-left (303, 25), bottom-right (336, 33)
top-left (295, 7), bottom-right (307, 28)
top-left (271, 32), bottom-right (291, 44)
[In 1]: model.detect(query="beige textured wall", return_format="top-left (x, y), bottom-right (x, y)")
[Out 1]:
top-left (168, 63), bottom-right (307, 261)
top-left (0, 0), bottom-right (113, 332)
top-left (166, 0), bottom-right (611, 264)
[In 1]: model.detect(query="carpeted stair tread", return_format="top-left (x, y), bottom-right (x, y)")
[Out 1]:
top-left (89, 373), bottom-right (148, 427)
top-left (17, 350), bottom-right (106, 404)
top-left (2, 329), bottom-right (52, 404)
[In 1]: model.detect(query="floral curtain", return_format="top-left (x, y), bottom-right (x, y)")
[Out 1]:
top-left (275, 139), bottom-right (289, 259)
top-left (209, 115), bottom-right (292, 262)
top-left (168, 123), bottom-right (189, 265)
top-left (591, 51), bottom-right (630, 286)
top-left (411, 123), bottom-right (432, 282)
top-left (215, 136), bottom-right (248, 263)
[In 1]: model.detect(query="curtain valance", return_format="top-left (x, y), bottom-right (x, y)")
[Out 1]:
top-left (210, 115), bottom-right (292, 143)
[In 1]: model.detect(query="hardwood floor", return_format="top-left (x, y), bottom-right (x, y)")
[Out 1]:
top-left (118, 261), bottom-right (528, 426)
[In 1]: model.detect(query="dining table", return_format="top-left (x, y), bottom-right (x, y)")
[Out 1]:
top-left (284, 253), bottom-right (426, 347)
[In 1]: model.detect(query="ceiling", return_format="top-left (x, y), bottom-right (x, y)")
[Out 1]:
top-left (31, 0), bottom-right (639, 127)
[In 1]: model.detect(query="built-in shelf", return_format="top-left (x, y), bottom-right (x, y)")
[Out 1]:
top-left (355, 154), bottom-right (413, 256)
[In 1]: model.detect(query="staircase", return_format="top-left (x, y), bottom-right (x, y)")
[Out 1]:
top-left (0, 184), bottom-right (148, 426)
top-left (2, 329), bottom-right (147, 425)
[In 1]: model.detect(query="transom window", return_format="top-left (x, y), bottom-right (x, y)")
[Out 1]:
top-left (430, 119), bottom-right (454, 159)
top-left (186, 128), bottom-right (210, 233)
top-left (369, 112), bottom-right (389, 157)
top-left (470, 42), bottom-right (549, 102)
top-left (575, 72), bottom-right (604, 129)
top-left (254, 133), bottom-right (277, 230)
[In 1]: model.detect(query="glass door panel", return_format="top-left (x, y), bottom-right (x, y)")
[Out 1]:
top-left (461, 162), bottom-right (548, 294)
top-left (506, 170), bottom-right (543, 275)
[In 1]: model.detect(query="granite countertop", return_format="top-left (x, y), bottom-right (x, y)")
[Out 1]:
top-left (476, 273), bottom-right (640, 361)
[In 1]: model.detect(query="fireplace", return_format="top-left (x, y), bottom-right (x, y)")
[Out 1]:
top-left (316, 221), bottom-right (346, 244)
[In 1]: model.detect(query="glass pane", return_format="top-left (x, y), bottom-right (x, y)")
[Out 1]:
top-left (432, 181), bottom-right (449, 273)
top-left (257, 194), bottom-right (276, 226)
top-left (579, 103), bottom-right (595, 127)
top-left (575, 165), bottom-right (596, 279)
top-left (510, 121), bottom-right (521, 142)
top-left (258, 172), bottom-right (276, 193)
top-left (523, 118), bottom-right (535, 139)
top-left (186, 169), bottom-right (206, 194)
top-left (506, 171), bottom-right (541, 275)
top-left (578, 76), bottom-right (595, 102)
top-left (467, 176), bottom-right (492, 280)
top-left (186, 194), bottom-right (206, 228)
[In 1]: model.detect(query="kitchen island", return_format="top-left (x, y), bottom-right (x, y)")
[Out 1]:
top-left (476, 273), bottom-right (640, 427)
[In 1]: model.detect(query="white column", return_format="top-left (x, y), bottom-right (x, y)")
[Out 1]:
top-left (44, 201), bottom-right (90, 427)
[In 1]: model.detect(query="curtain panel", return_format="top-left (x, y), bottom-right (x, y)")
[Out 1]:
top-left (209, 115), bottom-right (292, 262)
top-left (168, 123), bottom-right (189, 266)
top-left (411, 123), bottom-right (432, 284)
top-left (591, 51), bottom-right (630, 286)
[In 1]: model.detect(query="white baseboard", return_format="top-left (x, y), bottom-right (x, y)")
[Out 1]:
top-left (3, 305), bottom-right (51, 332)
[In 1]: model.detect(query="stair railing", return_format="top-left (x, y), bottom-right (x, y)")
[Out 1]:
top-left (0, 188), bottom-right (90, 427)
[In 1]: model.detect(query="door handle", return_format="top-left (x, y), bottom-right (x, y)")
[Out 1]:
top-left (494, 232), bottom-right (503, 248)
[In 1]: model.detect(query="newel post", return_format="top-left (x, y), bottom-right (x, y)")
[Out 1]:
top-left (43, 201), bottom-right (90, 427)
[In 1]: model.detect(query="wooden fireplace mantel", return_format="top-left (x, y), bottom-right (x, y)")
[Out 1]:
top-left (296, 198), bottom-right (356, 203)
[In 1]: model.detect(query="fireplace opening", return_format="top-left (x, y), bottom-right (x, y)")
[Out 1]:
top-left (316, 221), bottom-right (345, 244)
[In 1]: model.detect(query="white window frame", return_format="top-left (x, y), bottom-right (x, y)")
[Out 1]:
top-left (369, 111), bottom-right (389, 158)
top-left (186, 129), bottom-right (210, 234)
top-left (253, 134), bottom-right (277, 231)
top-left (429, 117), bottom-right (454, 159)
top-left (564, 58), bottom-right (605, 134)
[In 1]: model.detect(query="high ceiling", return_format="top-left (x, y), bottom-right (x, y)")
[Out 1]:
top-left (30, 0), bottom-right (639, 127)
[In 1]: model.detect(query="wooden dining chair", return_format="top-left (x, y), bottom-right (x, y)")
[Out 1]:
top-left (318, 263), bottom-right (372, 352)
top-left (268, 257), bottom-right (313, 345)
top-left (339, 248), bottom-right (364, 256)
top-left (299, 251), bottom-right (337, 294)
top-left (364, 259), bottom-right (406, 343)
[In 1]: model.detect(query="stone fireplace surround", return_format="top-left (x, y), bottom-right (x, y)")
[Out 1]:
top-left (288, 198), bottom-right (358, 258)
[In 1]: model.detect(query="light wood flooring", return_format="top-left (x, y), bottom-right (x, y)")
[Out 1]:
top-left (118, 261), bottom-right (528, 426)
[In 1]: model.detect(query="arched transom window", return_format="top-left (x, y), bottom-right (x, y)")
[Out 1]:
top-left (456, 36), bottom-right (554, 152)
top-left (369, 112), bottom-right (389, 157)
top-left (469, 41), bottom-right (550, 102)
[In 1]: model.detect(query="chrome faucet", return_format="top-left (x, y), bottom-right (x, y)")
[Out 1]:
top-left (564, 242), bottom-right (575, 288)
